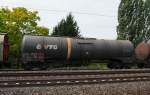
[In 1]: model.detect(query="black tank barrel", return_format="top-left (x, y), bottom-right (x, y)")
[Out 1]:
top-left (22, 35), bottom-right (134, 63)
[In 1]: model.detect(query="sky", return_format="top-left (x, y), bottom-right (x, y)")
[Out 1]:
top-left (0, 0), bottom-right (120, 39)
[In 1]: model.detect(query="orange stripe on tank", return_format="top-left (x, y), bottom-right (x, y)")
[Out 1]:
top-left (67, 38), bottom-right (72, 60)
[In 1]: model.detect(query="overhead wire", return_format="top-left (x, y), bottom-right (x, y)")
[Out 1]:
top-left (1, 6), bottom-right (115, 18)
top-left (33, 8), bottom-right (114, 18)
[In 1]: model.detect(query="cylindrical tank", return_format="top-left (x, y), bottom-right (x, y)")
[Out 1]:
top-left (0, 33), bottom-right (9, 63)
top-left (22, 35), bottom-right (134, 63)
top-left (71, 39), bottom-right (134, 60)
top-left (135, 41), bottom-right (150, 60)
top-left (22, 36), bottom-right (68, 62)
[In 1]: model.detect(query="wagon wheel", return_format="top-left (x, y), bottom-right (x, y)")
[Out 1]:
top-left (107, 62), bottom-right (123, 69)
top-left (23, 63), bottom-right (32, 70)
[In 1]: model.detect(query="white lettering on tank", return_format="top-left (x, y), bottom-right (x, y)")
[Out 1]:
top-left (36, 44), bottom-right (42, 50)
top-left (44, 45), bottom-right (58, 50)
top-left (36, 44), bottom-right (58, 50)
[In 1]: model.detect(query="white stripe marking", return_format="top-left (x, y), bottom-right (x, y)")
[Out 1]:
top-left (47, 82), bottom-right (51, 84)
top-left (123, 79), bottom-right (127, 81)
top-left (66, 81), bottom-right (70, 83)
top-left (116, 78), bottom-right (120, 81)
top-left (56, 81), bottom-right (61, 83)
top-left (16, 83), bottom-right (19, 85)
top-left (143, 77), bottom-right (147, 79)
top-left (36, 82), bottom-right (41, 84)
top-left (84, 80), bottom-right (88, 82)
top-left (93, 80), bottom-right (97, 82)
top-left (4, 83), bottom-right (8, 85)
top-left (75, 81), bottom-right (79, 83)
top-left (26, 82), bottom-right (30, 84)
top-left (137, 78), bottom-right (141, 80)
top-left (101, 80), bottom-right (106, 82)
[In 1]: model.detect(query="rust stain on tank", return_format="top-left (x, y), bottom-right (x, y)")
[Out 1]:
top-left (135, 42), bottom-right (150, 60)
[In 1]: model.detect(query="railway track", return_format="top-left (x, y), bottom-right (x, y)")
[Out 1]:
top-left (0, 69), bottom-right (150, 87)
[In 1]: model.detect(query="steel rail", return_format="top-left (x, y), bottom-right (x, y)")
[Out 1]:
top-left (0, 75), bottom-right (150, 87)
top-left (1, 69), bottom-right (150, 77)
top-left (0, 69), bottom-right (150, 87)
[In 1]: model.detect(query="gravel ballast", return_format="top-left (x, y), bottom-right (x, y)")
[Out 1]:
top-left (0, 81), bottom-right (150, 95)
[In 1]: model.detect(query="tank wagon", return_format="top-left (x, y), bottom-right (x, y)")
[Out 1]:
top-left (135, 40), bottom-right (150, 67)
top-left (22, 35), bottom-right (134, 69)
top-left (0, 33), bottom-right (9, 64)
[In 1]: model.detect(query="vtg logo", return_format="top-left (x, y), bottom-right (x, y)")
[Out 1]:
top-left (36, 44), bottom-right (42, 50)
top-left (44, 44), bottom-right (58, 50)
top-left (36, 44), bottom-right (58, 50)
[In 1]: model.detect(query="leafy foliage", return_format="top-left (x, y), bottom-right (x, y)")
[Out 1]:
top-left (142, 0), bottom-right (150, 41)
top-left (31, 26), bottom-right (49, 36)
top-left (52, 13), bottom-right (81, 37)
top-left (0, 7), bottom-right (49, 58)
top-left (117, 0), bottom-right (144, 46)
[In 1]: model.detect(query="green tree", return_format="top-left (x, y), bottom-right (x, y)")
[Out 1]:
top-left (0, 7), bottom-right (49, 58)
top-left (52, 13), bottom-right (81, 37)
top-left (31, 26), bottom-right (49, 36)
top-left (142, 0), bottom-right (150, 41)
top-left (117, 0), bottom-right (144, 45)
top-left (0, 17), bottom-right (4, 32)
